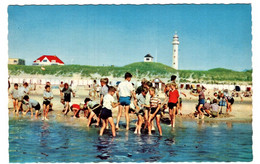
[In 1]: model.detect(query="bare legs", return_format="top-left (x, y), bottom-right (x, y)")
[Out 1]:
top-left (148, 114), bottom-right (162, 136)
top-left (12, 99), bottom-right (18, 114)
top-left (134, 115), bottom-right (143, 134)
top-left (64, 102), bottom-right (70, 115)
top-left (116, 105), bottom-right (130, 130)
top-left (100, 117), bottom-right (116, 137)
top-left (169, 107), bottom-right (176, 127)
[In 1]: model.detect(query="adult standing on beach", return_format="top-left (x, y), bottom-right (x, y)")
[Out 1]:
top-left (115, 72), bottom-right (136, 130)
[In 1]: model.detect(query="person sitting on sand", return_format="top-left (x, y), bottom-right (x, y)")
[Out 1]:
top-left (42, 85), bottom-right (53, 121)
top-left (85, 98), bottom-right (102, 127)
top-left (168, 83), bottom-right (179, 128)
top-left (10, 83), bottom-right (19, 114)
top-left (100, 86), bottom-right (120, 137)
top-left (190, 87), bottom-right (205, 119)
top-left (23, 95), bottom-right (41, 118)
top-left (133, 87), bottom-right (149, 134)
top-left (17, 82), bottom-right (30, 115)
top-left (203, 98), bottom-right (212, 117)
top-left (210, 99), bottom-right (220, 117)
top-left (62, 83), bottom-right (76, 115)
top-left (115, 72), bottom-right (136, 130)
top-left (148, 87), bottom-right (162, 136)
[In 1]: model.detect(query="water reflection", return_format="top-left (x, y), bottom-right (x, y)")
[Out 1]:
top-left (95, 136), bottom-right (115, 160)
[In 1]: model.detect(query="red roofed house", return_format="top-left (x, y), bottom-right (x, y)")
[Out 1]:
top-left (33, 55), bottom-right (65, 65)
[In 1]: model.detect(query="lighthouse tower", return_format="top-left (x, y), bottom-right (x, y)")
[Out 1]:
top-left (172, 32), bottom-right (179, 69)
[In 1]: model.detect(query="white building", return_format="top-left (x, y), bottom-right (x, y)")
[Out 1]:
top-left (172, 33), bottom-right (179, 69)
top-left (144, 54), bottom-right (153, 62)
top-left (33, 55), bottom-right (65, 65)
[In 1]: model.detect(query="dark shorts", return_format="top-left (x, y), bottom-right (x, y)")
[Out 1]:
top-left (92, 105), bottom-right (102, 116)
top-left (43, 100), bottom-right (51, 106)
top-left (150, 107), bottom-right (161, 116)
top-left (33, 103), bottom-right (41, 110)
top-left (119, 97), bottom-right (131, 106)
top-left (100, 107), bottom-right (112, 120)
top-left (199, 99), bottom-right (205, 105)
top-left (64, 93), bottom-right (71, 102)
top-left (228, 98), bottom-right (234, 105)
top-left (136, 108), bottom-right (145, 117)
top-left (168, 102), bottom-right (177, 109)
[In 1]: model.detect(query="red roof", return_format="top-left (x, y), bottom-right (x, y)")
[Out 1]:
top-left (33, 55), bottom-right (64, 64)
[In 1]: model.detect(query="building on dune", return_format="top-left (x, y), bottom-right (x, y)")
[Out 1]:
top-left (32, 55), bottom-right (64, 66)
top-left (144, 54), bottom-right (153, 62)
top-left (8, 58), bottom-right (25, 65)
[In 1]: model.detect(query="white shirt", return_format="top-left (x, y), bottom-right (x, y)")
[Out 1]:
top-left (118, 80), bottom-right (134, 97)
top-left (18, 87), bottom-right (29, 97)
top-left (103, 94), bottom-right (115, 110)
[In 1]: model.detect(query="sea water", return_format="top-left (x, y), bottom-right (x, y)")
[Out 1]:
top-left (9, 116), bottom-right (252, 162)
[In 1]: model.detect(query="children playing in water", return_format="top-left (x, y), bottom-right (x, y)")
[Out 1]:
top-left (168, 83), bottom-right (179, 127)
top-left (100, 86), bottom-right (120, 137)
top-left (62, 83), bottom-right (75, 115)
top-left (23, 95), bottom-right (41, 118)
top-left (42, 85), bottom-right (53, 120)
top-left (148, 87), bottom-right (162, 136)
top-left (116, 72), bottom-right (136, 130)
top-left (10, 83), bottom-right (19, 114)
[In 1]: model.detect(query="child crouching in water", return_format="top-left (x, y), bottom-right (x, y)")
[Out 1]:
top-left (100, 86), bottom-right (120, 137)
top-left (148, 87), bottom-right (162, 136)
top-left (23, 95), bottom-right (41, 118)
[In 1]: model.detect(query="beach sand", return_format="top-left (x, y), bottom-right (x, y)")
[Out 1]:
top-left (8, 85), bottom-right (252, 128)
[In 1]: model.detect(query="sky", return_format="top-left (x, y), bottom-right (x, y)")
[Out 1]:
top-left (8, 4), bottom-right (252, 71)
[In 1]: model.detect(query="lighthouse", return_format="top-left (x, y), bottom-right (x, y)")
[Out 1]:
top-left (172, 32), bottom-right (179, 69)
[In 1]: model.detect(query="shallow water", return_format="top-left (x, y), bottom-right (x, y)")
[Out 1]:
top-left (9, 116), bottom-right (252, 162)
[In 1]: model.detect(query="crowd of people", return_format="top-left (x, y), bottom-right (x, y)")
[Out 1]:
top-left (9, 72), bottom-right (236, 137)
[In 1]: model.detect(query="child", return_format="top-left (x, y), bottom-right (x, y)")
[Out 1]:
top-left (100, 78), bottom-right (109, 105)
top-left (70, 103), bottom-right (85, 118)
top-left (203, 98), bottom-right (212, 117)
top-left (116, 72), bottom-right (136, 130)
top-left (62, 83), bottom-right (75, 115)
top-left (168, 83), bottom-right (179, 127)
top-left (148, 87), bottom-right (162, 136)
top-left (133, 87), bottom-right (148, 134)
top-left (23, 95), bottom-right (41, 118)
top-left (10, 83), bottom-right (19, 114)
top-left (85, 98), bottom-right (102, 127)
top-left (218, 93), bottom-right (226, 114)
top-left (226, 95), bottom-right (234, 113)
top-left (100, 86), bottom-right (119, 137)
top-left (42, 85), bottom-right (53, 120)
top-left (211, 99), bottom-right (220, 117)
top-left (17, 82), bottom-right (30, 115)
top-left (190, 87), bottom-right (205, 119)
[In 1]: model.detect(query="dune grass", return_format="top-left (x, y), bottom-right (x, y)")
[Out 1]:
top-left (8, 62), bottom-right (252, 83)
